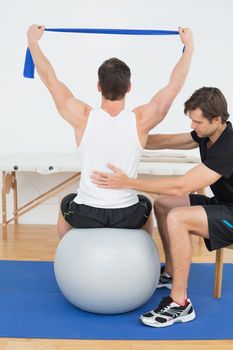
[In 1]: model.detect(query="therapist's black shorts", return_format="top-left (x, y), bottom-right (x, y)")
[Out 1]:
top-left (189, 193), bottom-right (233, 251)
top-left (61, 193), bottom-right (152, 229)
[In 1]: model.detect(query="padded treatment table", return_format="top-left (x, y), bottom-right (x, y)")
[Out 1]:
top-left (0, 151), bottom-right (202, 235)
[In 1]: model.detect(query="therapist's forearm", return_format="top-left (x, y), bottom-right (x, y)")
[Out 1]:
top-left (127, 177), bottom-right (185, 196)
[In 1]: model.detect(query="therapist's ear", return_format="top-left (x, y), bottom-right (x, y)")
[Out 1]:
top-left (97, 81), bottom-right (102, 92)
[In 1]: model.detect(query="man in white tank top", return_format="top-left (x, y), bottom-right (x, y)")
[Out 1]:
top-left (27, 25), bottom-right (193, 239)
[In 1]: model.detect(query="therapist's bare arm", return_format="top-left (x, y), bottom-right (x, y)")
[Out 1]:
top-left (27, 25), bottom-right (91, 128)
top-left (91, 163), bottom-right (221, 196)
top-left (145, 132), bottom-right (198, 150)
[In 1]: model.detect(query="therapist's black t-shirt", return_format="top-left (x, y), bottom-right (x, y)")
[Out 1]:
top-left (191, 121), bottom-right (233, 203)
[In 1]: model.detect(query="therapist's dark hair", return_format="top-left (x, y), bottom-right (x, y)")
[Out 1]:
top-left (184, 87), bottom-right (230, 123)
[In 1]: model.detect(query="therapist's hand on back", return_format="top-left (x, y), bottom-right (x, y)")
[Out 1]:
top-left (91, 163), bottom-right (129, 189)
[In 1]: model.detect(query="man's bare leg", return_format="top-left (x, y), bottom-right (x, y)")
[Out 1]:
top-left (139, 193), bottom-right (154, 236)
top-left (167, 205), bottom-right (209, 304)
top-left (153, 194), bottom-right (191, 275)
top-left (57, 209), bottom-right (72, 240)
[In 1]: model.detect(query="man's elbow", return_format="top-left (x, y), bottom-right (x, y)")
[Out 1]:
top-left (169, 82), bottom-right (183, 98)
top-left (44, 73), bottom-right (57, 91)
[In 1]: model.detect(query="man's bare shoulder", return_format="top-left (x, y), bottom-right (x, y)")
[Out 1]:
top-left (63, 97), bottom-right (92, 128)
top-left (67, 97), bottom-right (92, 115)
top-left (133, 102), bottom-right (159, 122)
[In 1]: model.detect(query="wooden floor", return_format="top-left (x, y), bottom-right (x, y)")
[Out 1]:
top-left (0, 224), bottom-right (233, 350)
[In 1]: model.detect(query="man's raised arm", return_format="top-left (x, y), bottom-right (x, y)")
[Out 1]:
top-left (136, 27), bottom-right (194, 133)
top-left (27, 24), bottom-right (90, 128)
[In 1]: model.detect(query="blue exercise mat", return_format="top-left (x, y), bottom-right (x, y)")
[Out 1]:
top-left (0, 261), bottom-right (232, 340)
top-left (23, 27), bottom-right (182, 79)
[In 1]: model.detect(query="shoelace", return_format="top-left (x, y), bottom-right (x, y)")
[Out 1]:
top-left (154, 296), bottom-right (173, 313)
top-left (160, 266), bottom-right (172, 278)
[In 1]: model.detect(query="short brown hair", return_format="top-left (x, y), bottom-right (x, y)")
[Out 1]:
top-left (98, 57), bottom-right (131, 101)
top-left (184, 87), bottom-right (229, 123)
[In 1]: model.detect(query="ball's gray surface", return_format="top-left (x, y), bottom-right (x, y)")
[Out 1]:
top-left (54, 228), bottom-right (160, 314)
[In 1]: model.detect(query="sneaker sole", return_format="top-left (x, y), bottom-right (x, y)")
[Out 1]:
top-left (140, 311), bottom-right (196, 328)
top-left (157, 283), bottom-right (172, 290)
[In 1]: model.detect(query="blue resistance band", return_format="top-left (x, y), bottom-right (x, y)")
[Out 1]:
top-left (23, 28), bottom-right (180, 79)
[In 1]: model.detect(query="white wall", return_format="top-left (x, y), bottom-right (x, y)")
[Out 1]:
top-left (1, 0), bottom-right (232, 223)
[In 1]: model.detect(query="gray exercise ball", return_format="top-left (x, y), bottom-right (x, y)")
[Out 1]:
top-left (54, 228), bottom-right (160, 314)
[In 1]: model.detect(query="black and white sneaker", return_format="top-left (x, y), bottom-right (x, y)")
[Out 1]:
top-left (157, 266), bottom-right (173, 289)
top-left (140, 296), bottom-right (196, 328)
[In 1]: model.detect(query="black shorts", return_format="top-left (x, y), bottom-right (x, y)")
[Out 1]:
top-left (61, 193), bottom-right (152, 229)
top-left (189, 193), bottom-right (233, 251)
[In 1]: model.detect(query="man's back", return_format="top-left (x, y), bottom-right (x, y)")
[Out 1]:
top-left (74, 108), bottom-right (142, 208)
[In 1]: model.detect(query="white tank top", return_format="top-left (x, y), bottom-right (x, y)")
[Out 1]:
top-left (74, 108), bottom-right (143, 208)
